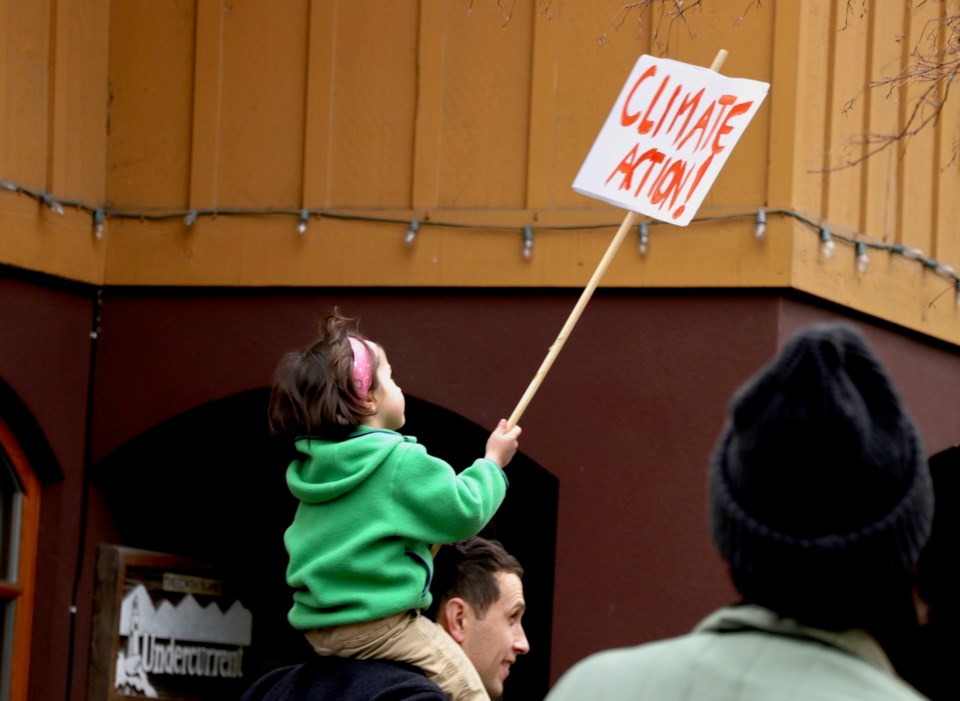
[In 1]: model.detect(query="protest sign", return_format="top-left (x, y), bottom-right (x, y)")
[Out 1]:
top-left (573, 54), bottom-right (769, 225)
top-left (507, 51), bottom-right (769, 429)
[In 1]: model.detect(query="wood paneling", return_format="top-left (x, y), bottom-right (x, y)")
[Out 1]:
top-left (0, 197), bottom-right (104, 284)
top-left (0, 0), bottom-right (8, 173)
top-left (526, 5), bottom-right (560, 209)
top-left (2, 0), bottom-right (50, 191)
top-left (898, 0), bottom-right (940, 252)
top-left (302, 0), bottom-right (337, 209)
top-left (862, 2), bottom-right (907, 244)
top-left (768, 1), bottom-right (832, 215)
top-left (326, 1), bottom-right (417, 208)
top-left (823, 0), bottom-right (870, 227)
top-left (106, 0), bottom-right (194, 208)
top-left (189, 0), bottom-right (225, 210)
top-left (47, 0), bottom-right (109, 203)
top-left (412, 0), bottom-right (445, 210)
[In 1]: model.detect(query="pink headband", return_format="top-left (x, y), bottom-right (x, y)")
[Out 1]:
top-left (348, 336), bottom-right (376, 397)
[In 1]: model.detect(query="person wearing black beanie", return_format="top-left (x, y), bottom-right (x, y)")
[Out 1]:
top-left (546, 322), bottom-right (934, 701)
top-left (709, 322), bottom-right (933, 630)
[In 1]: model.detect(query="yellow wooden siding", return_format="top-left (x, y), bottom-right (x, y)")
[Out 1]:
top-left (861, 1), bottom-right (908, 244)
top-left (898, 0), bottom-right (939, 253)
top-left (0, 0), bottom-right (107, 283)
top-left (48, 0), bottom-right (110, 203)
top-left (768, 1), bottom-right (829, 217)
top-left (936, 46), bottom-right (960, 267)
top-left (3, 0), bottom-right (51, 192)
top-left (2, 1), bottom-right (960, 344)
top-left (107, 0), bottom-right (194, 208)
top-left (822, 1), bottom-right (870, 228)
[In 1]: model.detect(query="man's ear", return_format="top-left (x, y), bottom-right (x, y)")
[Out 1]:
top-left (441, 597), bottom-right (469, 644)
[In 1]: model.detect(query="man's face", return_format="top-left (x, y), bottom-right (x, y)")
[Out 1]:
top-left (460, 572), bottom-right (529, 698)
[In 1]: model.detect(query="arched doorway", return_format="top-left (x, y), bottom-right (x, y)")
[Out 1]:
top-left (93, 389), bottom-right (557, 700)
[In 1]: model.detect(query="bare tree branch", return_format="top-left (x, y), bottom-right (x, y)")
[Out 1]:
top-left (466, 0), bottom-right (517, 26)
top-left (839, 0), bottom-right (869, 32)
top-left (602, 0), bottom-right (711, 52)
top-left (827, 5), bottom-right (960, 170)
top-left (602, 1), bottom-right (957, 171)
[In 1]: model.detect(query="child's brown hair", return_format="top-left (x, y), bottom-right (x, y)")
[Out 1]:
top-left (268, 309), bottom-right (380, 440)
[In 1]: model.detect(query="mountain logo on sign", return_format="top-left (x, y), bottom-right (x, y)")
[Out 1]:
top-left (119, 583), bottom-right (252, 646)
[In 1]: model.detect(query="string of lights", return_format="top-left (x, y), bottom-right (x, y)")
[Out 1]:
top-left (2, 176), bottom-right (958, 303)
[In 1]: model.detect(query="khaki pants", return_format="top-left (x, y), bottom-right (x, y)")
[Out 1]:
top-left (305, 611), bottom-right (490, 701)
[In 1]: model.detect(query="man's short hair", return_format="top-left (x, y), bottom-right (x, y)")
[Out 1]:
top-left (427, 537), bottom-right (523, 619)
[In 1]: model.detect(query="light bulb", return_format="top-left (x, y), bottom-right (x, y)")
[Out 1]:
top-left (94, 209), bottom-right (105, 240)
top-left (522, 225), bottom-right (533, 261)
top-left (820, 227), bottom-right (835, 259)
top-left (42, 193), bottom-right (64, 215)
top-left (405, 220), bottom-right (420, 247)
top-left (754, 209), bottom-right (766, 239)
top-left (856, 241), bottom-right (868, 274)
top-left (638, 222), bottom-right (649, 255)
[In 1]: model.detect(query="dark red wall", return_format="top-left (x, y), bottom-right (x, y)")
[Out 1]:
top-left (4, 271), bottom-right (960, 699)
top-left (0, 274), bottom-right (99, 701)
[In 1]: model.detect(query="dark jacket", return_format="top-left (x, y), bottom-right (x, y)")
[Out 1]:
top-left (240, 657), bottom-right (447, 701)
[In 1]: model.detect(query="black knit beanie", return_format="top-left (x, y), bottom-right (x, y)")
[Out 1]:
top-left (709, 323), bottom-right (934, 628)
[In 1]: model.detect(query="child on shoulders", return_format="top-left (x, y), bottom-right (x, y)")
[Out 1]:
top-left (268, 309), bottom-right (521, 700)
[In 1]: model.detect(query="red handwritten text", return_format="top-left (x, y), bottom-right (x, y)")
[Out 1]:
top-left (606, 63), bottom-right (754, 220)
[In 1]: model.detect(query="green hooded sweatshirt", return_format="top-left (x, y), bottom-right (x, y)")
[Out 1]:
top-left (284, 426), bottom-right (508, 630)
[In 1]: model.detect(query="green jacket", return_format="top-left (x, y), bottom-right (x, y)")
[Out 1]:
top-left (284, 426), bottom-right (508, 630)
top-left (546, 605), bottom-right (926, 701)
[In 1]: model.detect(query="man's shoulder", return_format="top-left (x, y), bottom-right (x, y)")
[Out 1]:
top-left (240, 657), bottom-right (447, 701)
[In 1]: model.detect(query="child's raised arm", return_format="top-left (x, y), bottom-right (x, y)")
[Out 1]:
top-left (484, 419), bottom-right (522, 469)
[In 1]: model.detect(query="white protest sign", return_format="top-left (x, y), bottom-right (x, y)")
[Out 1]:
top-left (573, 54), bottom-right (769, 226)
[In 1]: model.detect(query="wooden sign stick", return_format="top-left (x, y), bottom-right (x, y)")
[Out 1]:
top-left (506, 49), bottom-right (729, 430)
